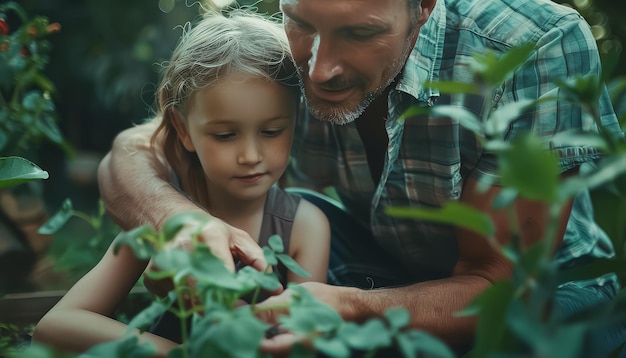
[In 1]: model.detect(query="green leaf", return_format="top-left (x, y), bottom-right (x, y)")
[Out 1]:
top-left (517, 239), bottom-right (551, 279)
top-left (340, 319), bottom-right (392, 350)
top-left (33, 72), bottom-right (56, 93)
top-left (385, 201), bottom-right (495, 237)
top-left (499, 133), bottom-right (560, 202)
top-left (458, 281), bottom-right (516, 357)
top-left (591, 180), bottom-right (626, 260)
top-left (550, 131), bottom-right (609, 153)
top-left (397, 105), bottom-right (429, 124)
top-left (424, 80), bottom-right (480, 95)
top-left (237, 265), bottom-right (281, 292)
top-left (0, 130), bottom-right (7, 153)
top-left (556, 73), bottom-right (602, 108)
top-left (485, 99), bottom-right (536, 137)
top-left (37, 112), bottom-right (63, 144)
top-left (507, 300), bottom-right (586, 357)
top-left (491, 187), bottom-right (518, 210)
top-left (263, 246), bottom-right (278, 266)
top-left (559, 155), bottom-right (626, 202)
top-left (37, 197), bottom-right (72, 234)
top-left (190, 245), bottom-right (242, 291)
top-left (190, 306), bottom-right (268, 358)
top-left (281, 285), bottom-right (343, 334)
top-left (80, 335), bottom-right (156, 358)
top-left (161, 211), bottom-right (211, 242)
top-left (384, 307), bottom-right (410, 331)
top-left (113, 224), bottom-right (155, 260)
top-left (556, 258), bottom-right (626, 284)
top-left (268, 234), bottom-right (284, 253)
top-left (113, 225), bottom-right (157, 259)
top-left (396, 330), bottom-right (455, 358)
top-left (473, 43), bottom-right (536, 86)
top-left (313, 337), bottom-right (351, 358)
top-left (276, 253), bottom-right (311, 278)
top-left (0, 156), bottom-right (48, 188)
top-left (429, 105), bottom-right (484, 137)
top-left (152, 248), bottom-right (192, 284)
top-left (125, 298), bottom-right (172, 333)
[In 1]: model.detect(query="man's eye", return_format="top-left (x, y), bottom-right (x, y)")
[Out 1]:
top-left (262, 129), bottom-right (283, 137)
top-left (344, 29), bottom-right (378, 41)
top-left (212, 133), bottom-right (235, 140)
top-left (289, 19), bottom-right (315, 33)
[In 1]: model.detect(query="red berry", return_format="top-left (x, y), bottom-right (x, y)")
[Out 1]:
top-left (0, 19), bottom-right (8, 36)
top-left (20, 47), bottom-right (30, 57)
top-left (46, 23), bottom-right (61, 33)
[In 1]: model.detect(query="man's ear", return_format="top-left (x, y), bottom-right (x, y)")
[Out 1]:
top-left (418, 0), bottom-right (436, 25)
top-left (170, 109), bottom-right (195, 153)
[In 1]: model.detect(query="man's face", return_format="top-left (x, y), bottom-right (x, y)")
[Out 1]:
top-left (280, 0), bottom-right (416, 125)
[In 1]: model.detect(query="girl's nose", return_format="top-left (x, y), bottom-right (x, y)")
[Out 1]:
top-left (237, 139), bottom-right (262, 165)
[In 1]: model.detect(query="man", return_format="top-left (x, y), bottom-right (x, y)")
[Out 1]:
top-left (98, 0), bottom-right (625, 355)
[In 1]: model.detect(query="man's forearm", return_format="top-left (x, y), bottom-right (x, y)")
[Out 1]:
top-left (337, 275), bottom-right (488, 350)
top-left (97, 123), bottom-right (207, 231)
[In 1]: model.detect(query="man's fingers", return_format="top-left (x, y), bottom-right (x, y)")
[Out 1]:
top-left (229, 228), bottom-right (268, 272)
top-left (259, 332), bottom-right (302, 355)
top-left (204, 239), bottom-right (237, 272)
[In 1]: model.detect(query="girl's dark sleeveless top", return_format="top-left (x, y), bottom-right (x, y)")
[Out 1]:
top-left (258, 186), bottom-right (301, 286)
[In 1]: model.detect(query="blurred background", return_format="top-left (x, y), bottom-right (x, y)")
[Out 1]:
top-left (0, 0), bottom-right (623, 293)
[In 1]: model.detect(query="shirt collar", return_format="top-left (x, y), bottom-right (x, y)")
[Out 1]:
top-left (395, 0), bottom-right (446, 104)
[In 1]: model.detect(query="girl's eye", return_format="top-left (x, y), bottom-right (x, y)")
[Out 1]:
top-left (262, 129), bottom-right (283, 137)
top-left (212, 133), bottom-right (235, 140)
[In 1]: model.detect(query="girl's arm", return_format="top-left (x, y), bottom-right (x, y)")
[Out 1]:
top-left (287, 199), bottom-right (330, 284)
top-left (32, 238), bottom-right (178, 356)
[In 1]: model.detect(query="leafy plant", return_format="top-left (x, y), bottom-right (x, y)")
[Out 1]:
top-left (37, 198), bottom-right (121, 281)
top-left (0, 156), bottom-right (49, 188)
top-left (0, 1), bottom-right (70, 157)
top-left (12, 212), bottom-right (455, 358)
top-left (389, 43), bottom-right (626, 357)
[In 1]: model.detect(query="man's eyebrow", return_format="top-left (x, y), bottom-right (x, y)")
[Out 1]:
top-left (281, 8), bottom-right (305, 23)
top-left (283, 8), bottom-right (388, 31)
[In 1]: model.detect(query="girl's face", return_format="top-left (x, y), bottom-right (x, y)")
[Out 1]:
top-left (177, 72), bottom-right (295, 203)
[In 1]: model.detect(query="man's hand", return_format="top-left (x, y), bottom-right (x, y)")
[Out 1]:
top-left (257, 282), bottom-right (350, 355)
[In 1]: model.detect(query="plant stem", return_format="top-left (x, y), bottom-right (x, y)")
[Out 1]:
top-left (250, 265), bottom-right (271, 309)
top-left (175, 287), bottom-right (191, 358)
top-left (252, 303), bottom-right (291, 314)
top-left (72, 211), bottom-right (98, 230)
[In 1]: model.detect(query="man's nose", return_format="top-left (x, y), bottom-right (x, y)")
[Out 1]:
top-left (308, 34), bottom-right (343, 83)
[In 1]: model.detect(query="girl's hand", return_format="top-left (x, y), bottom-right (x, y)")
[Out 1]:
top-left (142, 217), bottom-right (279, 299)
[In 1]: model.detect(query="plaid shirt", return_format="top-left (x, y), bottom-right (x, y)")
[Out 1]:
top-left (290, 0), bottom-right (623, 282)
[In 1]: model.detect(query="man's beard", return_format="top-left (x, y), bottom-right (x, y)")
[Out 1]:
top-left (298, 40), bottom-right (412, 125)
top-left (298, 75), bottom-right (377, 125)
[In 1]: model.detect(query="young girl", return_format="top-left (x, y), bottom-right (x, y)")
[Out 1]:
top-left (33, 10), bottom-right (330, 356)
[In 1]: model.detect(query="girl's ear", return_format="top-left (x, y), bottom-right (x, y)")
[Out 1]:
top-left (170, 109), bottom-right (196, 153)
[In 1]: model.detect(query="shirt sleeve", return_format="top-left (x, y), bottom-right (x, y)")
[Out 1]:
top-left (473, 12), bottom-right (623, 180)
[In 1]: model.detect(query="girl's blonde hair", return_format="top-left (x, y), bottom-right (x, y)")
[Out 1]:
top-left (152, 10), bottom-right (297, 208)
